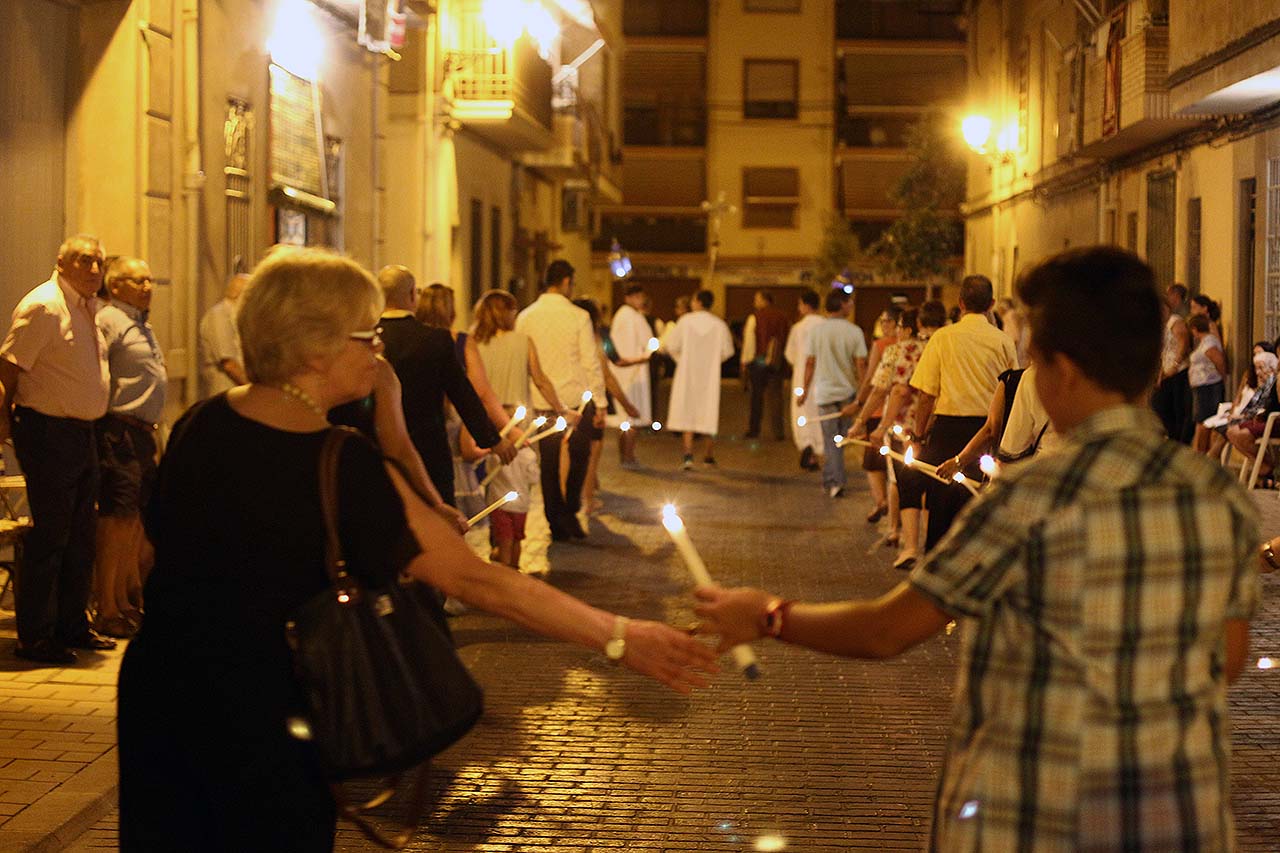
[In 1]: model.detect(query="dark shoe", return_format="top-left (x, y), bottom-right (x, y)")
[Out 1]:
top-left (866, 504), bottom-right (888, 524)
top-left (62, 630), bottom-right (118, 651)
top-left (681, 455), bottom-right (695, 471)
top-left (566, 518), bottom-right (587, 539)
top-left (743, 431), bottom-right (759, 439)
top-left (799, 446), bottom-right (815, 470)
top-left (14, 640), bottom-right (76, 666)
top-left (827, 485), bottom-right (845, 499)
top-left (703, 456), bottom-right (717, 466)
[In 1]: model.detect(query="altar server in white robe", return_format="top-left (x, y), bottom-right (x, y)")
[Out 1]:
top-left (609, 283), bottom-right (653, 466)
top-left (665, 289), bottom-right (735, 470)
top-left (785, 288), bottom-right (824, 470)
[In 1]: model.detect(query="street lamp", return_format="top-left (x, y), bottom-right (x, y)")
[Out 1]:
top-left (961, 113), bottom-right (1016, 164)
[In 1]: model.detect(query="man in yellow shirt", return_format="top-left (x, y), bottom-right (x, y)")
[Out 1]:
top-left (909, 275), bottom-right (1017, 549)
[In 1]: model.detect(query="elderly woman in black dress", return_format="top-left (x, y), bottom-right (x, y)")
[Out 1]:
top-left (117, 248), bottom-right (716, 851)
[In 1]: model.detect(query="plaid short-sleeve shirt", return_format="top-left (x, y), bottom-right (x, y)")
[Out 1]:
top-left (910, 405), bottom-right (1260, 852)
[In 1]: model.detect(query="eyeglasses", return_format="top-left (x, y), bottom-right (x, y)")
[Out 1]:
top-left (71, 254), bottom-right (105, 269)
top-left (349, 327), bottom-right (383, 347)
top-left (117, 276), bottom-right (153, 286)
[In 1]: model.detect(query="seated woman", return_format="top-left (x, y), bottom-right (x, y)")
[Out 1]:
top-left (117, 247), bottom-right (716, 852)
top-left (1208, 344), bottom-right (1276, 460)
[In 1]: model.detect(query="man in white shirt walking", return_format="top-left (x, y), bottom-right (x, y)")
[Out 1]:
top-left (198, 273), bottom-right (249, 398)
top-left (666, 290), bottom-right (735, 470)
top-left (784, 289), bottom-right (824, 470)
top-left (516, 260), bottom-right (606, 540)
top-left (609, 283), bottom-right (653, 467)
top-left (799, 290), bottom-right (868, 497)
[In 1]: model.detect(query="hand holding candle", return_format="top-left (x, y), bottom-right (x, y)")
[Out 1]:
top-left (562, 390), bottom-right (593, 441)
top-left (498, 404), bottom-right (528, 439)
top-left (661, 504), bottom-right (760, 680)
top-left (467, 490), bottom-right (518, 526)
top-left (514, 415), bottom-right (548, 449)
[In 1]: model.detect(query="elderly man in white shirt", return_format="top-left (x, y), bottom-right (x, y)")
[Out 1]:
top-left (515, 260), bottom-right (606, 541)
top-left (0, 235), bottom-right (116, 664)
top-left (198, 273), bottom-right (249, 398)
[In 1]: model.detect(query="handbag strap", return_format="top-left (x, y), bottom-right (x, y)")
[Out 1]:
top-left (317, 427), bottom-right (360, 596)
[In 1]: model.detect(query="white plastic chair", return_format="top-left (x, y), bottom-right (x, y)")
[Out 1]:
top-left (1244, 411), bottom-right (1280, 489)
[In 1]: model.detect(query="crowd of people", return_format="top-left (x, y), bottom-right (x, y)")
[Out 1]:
top-left (0, 234), bottom-right (1271, 850)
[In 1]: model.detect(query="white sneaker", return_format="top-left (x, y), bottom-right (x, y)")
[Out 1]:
top-left (828, 485), bottom-right (844, 499)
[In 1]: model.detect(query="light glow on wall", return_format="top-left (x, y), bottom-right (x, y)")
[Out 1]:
top-left (267, 0), bottom-right (325, 80)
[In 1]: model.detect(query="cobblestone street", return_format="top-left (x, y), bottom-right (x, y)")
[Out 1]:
top-left (23, 388), bottom-right (1280, 851)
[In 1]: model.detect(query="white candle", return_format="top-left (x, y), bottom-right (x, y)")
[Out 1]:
top-left (514, 415), bottom-right (548, 449)
top-left (562, 391), bottom-right (593, 441)
top-left (979, 454), bottom-right (999, 476)
top-left (498, 404), bottom-right (528, 439)
top-left (467, 490), bottom-right (518, 526)
top-left (525, 416), bottom-right (567, 446)
top-left (661, 504), bottom-right (760, 680)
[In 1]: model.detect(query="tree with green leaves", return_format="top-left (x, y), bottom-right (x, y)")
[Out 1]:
top-left (814, 213), bottom-right (865, 289)
top-left (872, 114), bottom-right (966, 281)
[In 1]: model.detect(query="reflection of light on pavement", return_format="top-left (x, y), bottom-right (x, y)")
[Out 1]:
top-left (958, 800), bottom-right (980, 820)
top-left (755, 834), bottom-right (787, 852)
top-left (1259, 657), bottom-right (1275, 670)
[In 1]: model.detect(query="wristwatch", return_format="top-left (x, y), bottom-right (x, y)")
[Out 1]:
top-left (605, 616), bottom-right (629, 661)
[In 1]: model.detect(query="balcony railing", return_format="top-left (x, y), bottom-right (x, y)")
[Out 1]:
top-left (836, 0), bottom-right (965, 41)
top-left (592, 214), bottom-right (707, 254)
top-left (624, 102), bottom-right (707, 146)
top-left (446, 14), bottom-right (553, 136)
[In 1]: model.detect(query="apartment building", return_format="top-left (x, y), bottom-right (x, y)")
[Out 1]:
top-left (603, 0), bottom-right (965, 334)
top-left (964, 0), bottom-right (1280, 367)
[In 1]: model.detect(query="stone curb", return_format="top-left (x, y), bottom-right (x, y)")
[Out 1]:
top-left (0, 749), bottom-right (117, 853)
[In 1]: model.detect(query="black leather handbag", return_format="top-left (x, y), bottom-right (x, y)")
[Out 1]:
top-left (286, 428), bottom-right (484, 847)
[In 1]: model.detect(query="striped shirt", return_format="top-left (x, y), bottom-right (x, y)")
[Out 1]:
top-left (910, 404), bottom-right (1260, 851)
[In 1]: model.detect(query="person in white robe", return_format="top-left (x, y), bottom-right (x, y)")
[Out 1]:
top-left (665, 290), bottom-right (735, 469)
top-left (784, 290), bottom-right (824, 469)
top-left (609, 284), bottom-right (654, 466)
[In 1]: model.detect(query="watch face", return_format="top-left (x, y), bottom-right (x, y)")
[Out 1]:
top-left (605, 638), bottom-right (626, 660)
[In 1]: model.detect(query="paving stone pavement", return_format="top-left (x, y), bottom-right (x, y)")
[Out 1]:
top-left (27, 388), bottom-right (1280, 851)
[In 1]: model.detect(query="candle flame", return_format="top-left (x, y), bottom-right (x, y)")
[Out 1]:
top-left (531, 415), bottom-right (548, 429)
top-left (833, 434), bottom-right (844, 445)
top-left (879, 445), bottom-right (890, 456)
top-left (513, 404), bottom-right (527, 421)
top-left (660, 503), bottom-right (683, 532)
top-left (554, 416), bottom-right (567, 431)
top-left (652, 421), bottom-right (663, 431)
top-left (620, 421), bottom-right (631, 432)
top-left (953, 472), bottom-right (967, 483)
top-left (647, 337), bottom-right (660, 352)
top-left (979, 454), bottom-right (998, 476)
top-left (892, 424), bottom-right (904, 436)
top-left (581, 390), bottom-right (592, 403)
top-left (793, 386), bottom-right (804, 398)
top-left (796, 415), bottom-right (807, 427)
top-left (1259, 656), bottom-right (1276, 670)
top-left (503, 490), bottom-right (518, 503)
top-left (904, 446), bottom-right (916, 465)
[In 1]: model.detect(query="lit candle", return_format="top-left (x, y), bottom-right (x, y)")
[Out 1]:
top-left (892, 424), bottom-right (904, 436)
top-left (514, 415), bottom-right (548, 449)
top-left (979, 454), bottom-right (999, 477)
top-left (498, 404), bottom-right (528, 439)
top-left (467, 490), bottom-right (518, 526)
top-left (561, 390), bottom-right (593, 442)
top-left (619, 421), bottom-right (631, 433)
top-left (651, 421), bottom-right (663, 432)
top-left (647, 336), bottom-right (660, 352)
top-left (796, 415), bottom-right (807, 427)
top-left (793, 386), bottom-right (804, 398)
top-left (661, 504), bottom-right (760, 680)
top-left (951, 471), bottom-right (980, 496)
top-left (526, 416), bottom-right (567, 446)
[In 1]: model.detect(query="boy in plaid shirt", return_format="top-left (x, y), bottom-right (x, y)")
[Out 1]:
top-left (696, 246), bottom-right (1261, 851)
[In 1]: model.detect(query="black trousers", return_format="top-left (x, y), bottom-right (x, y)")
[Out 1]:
top-left (1151, 369), bottom-right (1194, 444)
top-left (11, 406), bottom-right (97, 647)
top-left (919, 414), bottom-right (987, 551)
top-left (747, 362), bottom-right (786, 439)
top-left (538, 401), bottom-right (595, 532)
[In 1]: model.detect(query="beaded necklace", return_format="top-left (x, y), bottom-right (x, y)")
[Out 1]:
top-left (277, 382), bottom-right (327, 419)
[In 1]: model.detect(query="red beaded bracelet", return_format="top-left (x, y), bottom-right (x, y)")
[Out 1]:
top-left (761, 598), bottom-right (795, 640)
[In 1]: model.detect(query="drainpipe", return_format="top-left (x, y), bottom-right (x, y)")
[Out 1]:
top-left (181, 0), bottom-right (204, 407)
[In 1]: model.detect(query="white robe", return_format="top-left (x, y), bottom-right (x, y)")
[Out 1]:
top-left (785, 313), bottom-right (824, 452)
top-left (608, 303), bottom-right (653, 423)
top-left (665, 310), bottom-right (734, 435)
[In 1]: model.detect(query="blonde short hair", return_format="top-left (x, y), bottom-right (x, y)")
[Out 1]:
top-left (238, 247), bottom-right (382, 384)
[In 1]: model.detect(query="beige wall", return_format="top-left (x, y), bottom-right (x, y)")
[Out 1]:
top-left (1169, 0), bottom-right (1280, 73)
top-left (706, 1), bottom-right (834, 263)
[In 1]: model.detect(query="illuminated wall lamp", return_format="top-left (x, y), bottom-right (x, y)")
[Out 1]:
top-left (961, 114), bottom-right (1015, 165)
